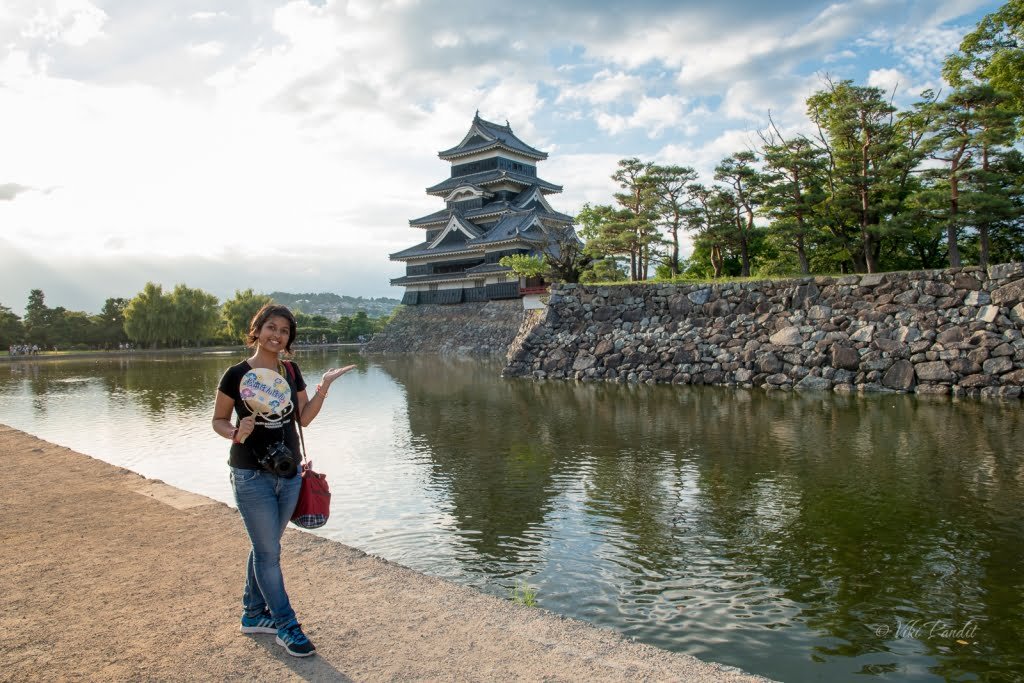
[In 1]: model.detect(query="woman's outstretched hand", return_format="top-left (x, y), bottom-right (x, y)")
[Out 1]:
top-left (322, 365), bottom-right (357, 387)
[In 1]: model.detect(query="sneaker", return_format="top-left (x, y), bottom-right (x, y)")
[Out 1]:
top-left (276, 622), bottom-right (316, 657)
top-left (240, 610), bottom-right (277, 634)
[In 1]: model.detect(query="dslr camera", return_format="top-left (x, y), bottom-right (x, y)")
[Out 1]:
top-left (258, 438), bottom-right (297, 478)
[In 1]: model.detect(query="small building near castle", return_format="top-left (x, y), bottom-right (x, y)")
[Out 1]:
top-left (390, 113), bottom-right (579, 305)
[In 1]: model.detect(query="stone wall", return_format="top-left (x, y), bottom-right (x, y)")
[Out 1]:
top-left (503, 263), bottom-right (1024, 399)
top-left (362, 300), bottom-right (525, 357)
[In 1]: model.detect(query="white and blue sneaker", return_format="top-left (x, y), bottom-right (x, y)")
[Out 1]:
top-left (276, 621), bottom-right (316, 657)
top-left (240, 610), bottom-right (277, 634)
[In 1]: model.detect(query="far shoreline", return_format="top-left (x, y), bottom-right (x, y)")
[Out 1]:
top-left (1, 342), bottom-right (364, 364)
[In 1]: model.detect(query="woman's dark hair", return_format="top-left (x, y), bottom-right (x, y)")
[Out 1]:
top-left (246, 303), bottom-right (297, 353)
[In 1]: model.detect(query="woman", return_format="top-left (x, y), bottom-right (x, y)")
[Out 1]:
top-left (212, 303), bottom-right (354, 657)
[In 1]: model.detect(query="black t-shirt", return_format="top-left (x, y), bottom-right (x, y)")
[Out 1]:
top-left (218, 359), bottom-right (306, 470)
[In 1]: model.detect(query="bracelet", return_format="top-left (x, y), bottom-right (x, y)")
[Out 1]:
top-left (315, 384), bottom-right (328, 398)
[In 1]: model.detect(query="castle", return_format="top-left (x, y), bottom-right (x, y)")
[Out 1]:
top-left (390, 114), bottom-right (578, 305)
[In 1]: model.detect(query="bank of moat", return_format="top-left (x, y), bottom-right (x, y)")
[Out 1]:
top-left (503, 263), bottom-right (1024, 399)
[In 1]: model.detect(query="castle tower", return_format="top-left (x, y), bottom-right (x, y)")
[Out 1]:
top-left (390, 113), bottom-right (578, 305)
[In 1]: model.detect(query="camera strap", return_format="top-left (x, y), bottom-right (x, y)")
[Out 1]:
top-left (280, 360), bottom-right (308, 465)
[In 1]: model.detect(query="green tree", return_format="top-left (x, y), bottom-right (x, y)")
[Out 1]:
top-left (807, 79), bottom-right (902, 273)
top-left (686, 184), bottom-right (739, 278)
top-left (499, 254), bottom-right (547, 279)
top-left (23, 289), bottom-right (49, 346)
top-left (944, 0), bottom-right (1024, 138)
top-left (714, 151), bottom-right (763, 276)
top-left (169, 284), bottom-right (220, 346)
top-left (974, 148), bottom-right (1024, 264)
top-left (648, 164), bottom-right (698, 277)
top-left (124, 282), bottom-right (173, 348)
top-left (579, 257), bottom-right (628, 284)
top-left (576, 203), bottom-right (635, 277)
top-left (221, 289), bottom-right (273, 343)
top-left (611, 158), bottom-right (661, 280)
top-left (0, 304), bottom-right (23, 347)
top-left (758, 120), bottom-right (828, 275)
top-left (349, 311), bottom-right (375, 339)
top-left (917, 84), bottom-right (1018, 266)
top-left (93, 298), bottom-right (129, 348)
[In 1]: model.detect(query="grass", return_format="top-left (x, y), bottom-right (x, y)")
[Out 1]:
top-left (510, 579), bottom-right (539, 607)
top-left (573, 272), bottom-right (855, 288)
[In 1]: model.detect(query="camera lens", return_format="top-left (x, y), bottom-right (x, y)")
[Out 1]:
top-left (274, 455), bottom-right (297, 478)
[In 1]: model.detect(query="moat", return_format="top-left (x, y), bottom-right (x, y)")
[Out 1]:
top-left (2, 351), bottom-right (1021, 682)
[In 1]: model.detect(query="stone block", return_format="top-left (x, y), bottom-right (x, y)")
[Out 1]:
top-left (983, 356), bottom-right (1013, 375)
top-left (770, 326), bottom-right (804, 346)
top-left (954, 274), bottom-right (982, 290)
top-left (895, 326), bottom-right (921, 343)
top-left (893, 290), bottom-right (920, 305)
top-left (960, 374), bottom-right (996, 387)
top-left (687, 289), bottom-right (711, 305)
top-left (977, 305), bottom-right (1001, 323)
top-left (666, 295), bottom-right (692, 317)
top-left (949, 358), bottom-right (982, 375)
top-left (915, 360), bottom-right (955, 382)
top-left (849, 325), bottom-right (875, 343)
top-left (988, 262), bottom-right (1024, 280)
top-left (706, 299), bottom-right (731, 317)
top-left (758, 354), bottom-right (784, 374)
top-left (991, 342), bottom-right (1014, 357)
top-left (831, 345), bottom-right (860, 370)
top-left (882, 360), bottom-right (915, 390)
top-left (1000, 368), bottom-right (1024, 384)
top-left (964, 291), bottom-right (991, 307)
top-left (807, 305), bottom-right (832, 320)
top-left (873, 338), bottom-right (904, 353)
top-left (594, 339), bottom-right (615, 357)
top-left (792, 283), bottom-right (820, 308)
top-left (860, 273), bottom-right (886, 287)
top-left (991, 280), bottom-right (1024, 306)
top-left (924, 281), bottom-right (954, 297)
top-left (621, 309), bottom-right (644, 323)
top-left (796, 375), bottom-right (833, 391)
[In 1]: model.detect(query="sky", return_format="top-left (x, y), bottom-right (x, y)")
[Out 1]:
top-left (0, 0), bottom-right (1005, 315)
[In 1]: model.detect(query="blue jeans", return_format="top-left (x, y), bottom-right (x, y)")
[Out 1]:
top-left (230, 466), bottom-right (302, 628)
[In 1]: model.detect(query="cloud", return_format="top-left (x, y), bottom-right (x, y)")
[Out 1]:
top-left (19, 0), bottom-right (108, 47)
top-left (0, 183), bottom-right (32, 201)
top-left (866, 67), bottom-right (909, 94)
top-left (556, 69), bottom-right (647, 106)
top-left (188, 41), bottom-right (225, 58)
top-left (594, 95), bottom-right (688, 138)
top-left (0, 0), bottom-right (1002, 308)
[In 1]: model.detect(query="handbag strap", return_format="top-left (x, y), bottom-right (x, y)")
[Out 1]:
top-left (281, 360), bottom-right (308, 465)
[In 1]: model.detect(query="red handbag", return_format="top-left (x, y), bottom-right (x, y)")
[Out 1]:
top-left (282, 361), bottom-right (331, 529)
top-left (292, 460), bottom-right (330, 529)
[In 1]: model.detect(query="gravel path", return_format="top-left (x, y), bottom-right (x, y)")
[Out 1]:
top-left (0, 425), bottom-right (771, 682)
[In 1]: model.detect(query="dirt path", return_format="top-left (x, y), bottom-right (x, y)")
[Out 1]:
top-left (0, 425), bottom-right (770, 682)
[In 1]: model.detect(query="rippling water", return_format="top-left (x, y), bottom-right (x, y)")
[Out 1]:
top-left (2, 351), bottom-right (1022, 682)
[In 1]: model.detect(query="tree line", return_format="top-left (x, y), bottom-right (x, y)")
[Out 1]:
top-left (1, 285), bottom-right (389, 351)
top-left (554, 1), bottom-right (1024, 283)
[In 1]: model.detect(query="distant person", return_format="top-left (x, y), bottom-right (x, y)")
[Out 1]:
top-left (211, 303), bottom-right (355, 657)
